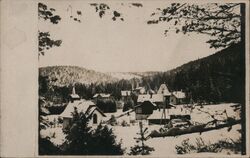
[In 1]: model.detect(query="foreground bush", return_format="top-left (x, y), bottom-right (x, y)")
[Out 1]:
top-left (61, 107), bottom-right (124, 155)
top-left (175, 137), bottom-right (241, 154)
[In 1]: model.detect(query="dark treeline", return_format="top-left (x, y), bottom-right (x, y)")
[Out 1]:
top-left (39, 76), bottom-right (133, 104)
top-left (39, 42), bottom-right (245, 105)
top-left (141, 42), bottom-right (245, 104)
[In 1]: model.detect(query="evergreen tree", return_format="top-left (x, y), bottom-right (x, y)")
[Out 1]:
top-left (62, 107), bottom-right (124, 155)
top-left (129, 122), bottom-right (154, 155)
top-left (89, 124), bottom-right (124, 155)
top-left (62, 107), bottom-right (92, 155)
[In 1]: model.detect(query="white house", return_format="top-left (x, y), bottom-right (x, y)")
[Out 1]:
top-left (170, 91), bottom-right (186, 105)
top-left (60, 100), bottom-right (106, 129)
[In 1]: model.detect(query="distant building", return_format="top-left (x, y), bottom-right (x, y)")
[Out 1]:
top-left (147, 107), bottom-right (191, 125)
top-left (133, 87), bottom-right (146, 94)
top-left (137, 93), bottom-right (164, 103)
top-left (121, 90), bottom-right (131, 101)
top-left (147, 109), bottom-right (169, 125)
top-left (135, 101), bottom-right (157, 120)
top-left (137, 84), bottom-right (171, 108)
top-left (157, 84), bottom-right (171, 96)
top-left (60, 100), bottom-right (106, 129)
top-left (93, 93), bottom-right (111, 102)
top-left (170, 91), bottom-right (186, 105)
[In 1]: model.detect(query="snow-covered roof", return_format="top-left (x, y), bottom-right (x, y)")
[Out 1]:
top-left (121, 90), bottom-right (131, 96)
top-left (157, 84), bottom-right (171, 96)
top-left (137, 94), bottom-right (164, 103)
top-left (93, 93), bottom-right (111, 98)
top-left (135, 87), bottom-right (143, 90)
top-left (60, 100), bottom-right (106, 118)
top-left (147, 108), bottom-right (190, 120)
top-left (152, 94), bottom-right (164, 102)
top-left (137, 94), bottom-right (151, 102)
top-left (172, 91), bottom-right (186, 99)
top-left (169, 107), bottom-right (190, 115)
top-left (70, 94), bottom-right (80, 99)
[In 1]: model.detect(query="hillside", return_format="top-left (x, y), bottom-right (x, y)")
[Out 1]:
top-left (142, 42), bottom-right (245, 103)
top-left (39, 42), bottom-right (245, 104)
top-left (39, 66), bottom-right (119, 86)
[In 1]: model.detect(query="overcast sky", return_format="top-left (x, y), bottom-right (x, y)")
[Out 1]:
top-left (39, 1), bottom-right (219, 72)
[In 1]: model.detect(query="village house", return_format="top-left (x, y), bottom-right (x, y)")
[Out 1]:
top-left (137, 84), bottom-right (171, 108)
top-left (157, 84), bottom-right (171, 96)
top-left (147, 107), bottom-right (191, 125)
top-left (134, 101), bottom-right (157, 120)
top-left (121, 90), bottom-right (131, 101)
top-left (60, 100), bottom-right (106, 129)
top-left (134, 84), bottom-right (191, 124)
top-left (170, 91), bottom-right (186, 105)
top-left (93, 93), bottom-right (111, 102)
top-left (132, 86), bottom-right (146, 95)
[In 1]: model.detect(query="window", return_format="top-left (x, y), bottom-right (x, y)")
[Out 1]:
top-left (93, 114), bottom-right (98, 124)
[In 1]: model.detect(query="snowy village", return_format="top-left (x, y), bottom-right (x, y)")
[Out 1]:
top-left (38, 1), bottom-right (246, 156)
top-left (40, 82), bottom-right (242, 156)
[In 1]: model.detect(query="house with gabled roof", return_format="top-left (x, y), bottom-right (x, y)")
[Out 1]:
top-left (147, 107), bottom-right (191, 125)
top-left (134, 101), bottom-right (157, 120)
top-left (157, 84), bottom-right (171, 96)
top-left (60, 100), bottom-right (106, 129)
top-left (137, 84), bottom-right (172, 108)
top-left (170, 91), bottom-right (186, 105)
top-left (93, 93), bottom-right (111, 101)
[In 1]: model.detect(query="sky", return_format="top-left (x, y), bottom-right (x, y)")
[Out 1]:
top-left (39, 1), bottom-right (219, 72)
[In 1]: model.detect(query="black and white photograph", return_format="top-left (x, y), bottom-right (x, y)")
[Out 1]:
top-left (37, 1), bottom-right (248, 156)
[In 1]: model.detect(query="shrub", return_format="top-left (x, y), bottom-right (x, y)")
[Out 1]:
top-left (109, 115), bottom-right (117, 126)
top-left (121, 120), bottom-right (129, 127)
top-left (175, 137), bottom-right (242, 154)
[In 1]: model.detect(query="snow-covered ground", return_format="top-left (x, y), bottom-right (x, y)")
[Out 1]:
top-left (41, 103), bottom-right (242, 156)
top-left (112, 124), bottom-right (240, 156)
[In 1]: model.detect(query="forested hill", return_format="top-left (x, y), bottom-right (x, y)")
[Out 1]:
top-left (39, 43), bottom-right (245, 104)
top-left (142, 42), bottom-right (245, 103)
top-left (39, 66), bottom-right (119, 86)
